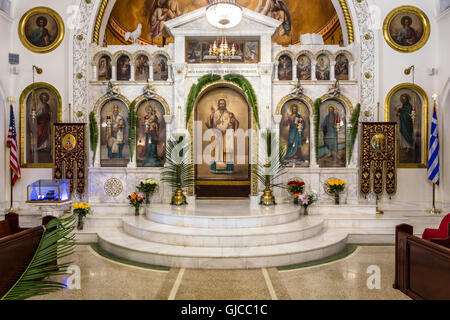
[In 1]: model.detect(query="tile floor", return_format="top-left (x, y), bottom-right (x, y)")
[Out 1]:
top-left (30, 245), bottom-right (409, 300)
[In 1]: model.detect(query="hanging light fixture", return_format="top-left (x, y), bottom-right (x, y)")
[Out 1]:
top-left (206, 0), bottom-right (243, 30)
top-left (206, 0), bottom-right (242, 63)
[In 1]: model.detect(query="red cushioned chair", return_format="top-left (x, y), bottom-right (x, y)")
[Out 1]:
top-left (422, 214), bottom-right (450, 241)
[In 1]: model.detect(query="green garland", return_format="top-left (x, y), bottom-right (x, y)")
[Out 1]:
top-left (313, 98), bottom-right (321, 163)
top-left (128, 100), bottom-right (137, 162)
top-left (89, 111), bottom-right (98, 166)
top-left (223, 74), bottom-right (260, 129)
top-left (347, 103), bottom-right (361, 164)
top-left (185, 74), bottom-right (261, 129)
top-left (185, 74), bottom-right (221, 126)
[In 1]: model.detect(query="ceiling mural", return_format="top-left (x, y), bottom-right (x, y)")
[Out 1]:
top-left (105, 0), bottom-right (343, 46)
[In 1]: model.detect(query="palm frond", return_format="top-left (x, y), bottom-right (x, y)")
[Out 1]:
top-left (161, 136), bottom-right (195, 190)
top-left (89, 112), bottom-right (99, 166)
top-left (347, 103), bottom-right (361, 164)
top-left (313, 98), bottom-right (321, 163)
top-left (128, 100), bottom-right (137, 162)
top-left (1, 215), bottom-right (76, 300)
top-left (252, 130), bottom-right (287, 189)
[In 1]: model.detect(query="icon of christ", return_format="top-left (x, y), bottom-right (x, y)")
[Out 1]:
top-left (205, 98), bottom-right (240, 174)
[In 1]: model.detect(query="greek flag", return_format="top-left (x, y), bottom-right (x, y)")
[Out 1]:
top-left (427, 101), bottom-right (440, 185)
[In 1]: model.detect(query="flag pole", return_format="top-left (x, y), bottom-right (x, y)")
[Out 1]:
top-left (7, 169), bottom-right (13, 212)
top-left (429, 184), bottom-right (441, 215)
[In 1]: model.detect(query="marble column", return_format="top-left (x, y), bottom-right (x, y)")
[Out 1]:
top-left (310, 114), bottom-right (319, 168)
top-left (149, 65), bottom-right (154, 82)
top-left (274, 62), bottom-right (279, 81)
top-left (167, 63), bottom-right (173, 82)
top-left (163, 114), bottom-right (174, 143)
top-left (130, 65), bottom-right (135, 81)
top-left (330, 61), bottom-right (336, 81)
top-left (94, 115), bottom-right (101, 168)
top-left (112, 66), bottom-right (117, 81)
top-left (92, 65), bottom-right (98, 81)
top-left (311, 63), bottom-right (317, 81)
top-left (294, 61), bottom-right (299, 81)
top-left (349, 61), bottom-right (356, 80)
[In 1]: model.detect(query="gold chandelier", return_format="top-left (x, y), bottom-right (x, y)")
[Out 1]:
top-left (209, 35), bottom-right (237, 63)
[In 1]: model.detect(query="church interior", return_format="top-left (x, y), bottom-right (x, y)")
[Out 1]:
top-left (0, 0), bottom-right (449, 302)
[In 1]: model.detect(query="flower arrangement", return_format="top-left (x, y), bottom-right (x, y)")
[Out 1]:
top-left (128, 192), bottom-right (145, 216)
top-left (288, 180), bottom-right (305, 204)
top-left (72, 202), bottom-right (92, 230)
top-left (327, 179), bottom-right (347, 205)
top-left (137, 178), bottom-right (159, 204)
top-left (296, 192), bottom-right (318, 216)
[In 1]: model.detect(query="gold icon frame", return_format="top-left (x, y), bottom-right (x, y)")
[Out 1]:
top-left (383, 5), bottom-right (430, 53)
top-left (385, 83), bottom-right (429, 168)
top-left (18, 7), bottom-right (65, 54)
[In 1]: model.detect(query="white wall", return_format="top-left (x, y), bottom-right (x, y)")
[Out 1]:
top-left (0, 8), bottom-right (12, 209)
top-left (368, 0), bottom-right (442, 207)
top-left (6, 0), bottom-right (77, 206)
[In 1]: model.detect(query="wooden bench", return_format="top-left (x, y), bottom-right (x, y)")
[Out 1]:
top-left (394, 224), bottom-right (450, 300)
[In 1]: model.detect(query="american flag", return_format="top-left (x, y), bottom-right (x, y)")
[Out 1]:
top-left (7, 105), bottom-right (21, 186)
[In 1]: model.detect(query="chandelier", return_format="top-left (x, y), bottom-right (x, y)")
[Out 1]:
top-left (206, 0), bottom-right (242, 63)
top-left (209, 37), bottom-right (237, 63)
top-left (206, 0), bottom-right (243, 29)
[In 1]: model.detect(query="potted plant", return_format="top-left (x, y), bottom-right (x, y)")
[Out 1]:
top-left (287, 180), bottom-right (305, 204)
top-left (253, 130), bottom-right (286, 206)
top-left (161, 136), bottom-right (195, 206)
top-left (137, 179), bottom-right (159, 205)
top-left (327, 179), bottom-right (347, 205)
top-left (128, 192), bottom-right (145, 216)
top-left (297, 192), bottom-right (318, 216)
top-left (72, 202), bottom-right (92, 230)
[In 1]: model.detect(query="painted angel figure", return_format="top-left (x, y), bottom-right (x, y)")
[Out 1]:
top-left (260, 0), bottom-right (292, 37)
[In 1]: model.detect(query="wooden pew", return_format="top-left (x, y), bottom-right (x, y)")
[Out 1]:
top-left (394, 224), bottom-right (450, 300)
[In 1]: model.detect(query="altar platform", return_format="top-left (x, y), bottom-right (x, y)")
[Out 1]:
top-left (2, 200), bottom-right (442, 269)
top-left (64, 200), bottom-right (441, 269)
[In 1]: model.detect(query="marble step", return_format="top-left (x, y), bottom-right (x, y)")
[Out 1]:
top-left (97, 227), bottom-right (349, 269)
top-left (122, 216), bottom-right (324, 247)
top-left (146, 204), bottom-right (301, 229)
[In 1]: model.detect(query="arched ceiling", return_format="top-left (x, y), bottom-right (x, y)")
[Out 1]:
top-left (106, 0), bottom-right (342, 46)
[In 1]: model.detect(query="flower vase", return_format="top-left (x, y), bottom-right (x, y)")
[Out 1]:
top-left (303, 207), bottom-right (308, 216)
top-left (293, 197), bottom-right (299, 205)
top-left (145, 193), bottom-right (150, 205)
top-left (135, 206), bottom-right (140, 216)
top-left (77, 215), bottom-right (84, 230)
top-left (334, 193), bottom-right (340, 205)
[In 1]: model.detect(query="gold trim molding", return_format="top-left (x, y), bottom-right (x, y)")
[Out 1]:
top-left (384, 83), bottom-right (429, 168)
top-left (338, 0), bottom-right (355, 44)
top-left (275, 94), bottom-right (314, 115)
top-left (319, 93), bottom-right (354, 114)
top-left (19, 82), bottom-right (63, 168)
top-left (383, 5), bottom-right (430, 53)
top-left (133, 94), bottom-right (171, 115)
top-left (93, 0), bottom-right (109, 45)
top-left (18, 7), bottom-right (65, 54)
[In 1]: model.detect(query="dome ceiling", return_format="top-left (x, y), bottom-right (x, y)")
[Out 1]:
top-left (106, 0), bottom-right (342, 46)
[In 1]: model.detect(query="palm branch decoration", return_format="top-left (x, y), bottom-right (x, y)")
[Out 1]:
top-left (1, 215), bottom-right (76, 300)
top-left (128, 100), bottom-right (137, 162)
top-left (89, 111), bottom-right (99, 166)
top-left (252, 130), bottom-right (286, 206)
top-left (313, 98), bottom-right (321, 163)
top-left (161, 136), bottom-right (195, 206)
top-left (347, 103), bottom-right (361, 164)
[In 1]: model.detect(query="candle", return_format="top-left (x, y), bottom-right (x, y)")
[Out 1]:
top-left (177, 106), bottom-right (182, 129)
top-left (266, 106), bottom-right (271, 129)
